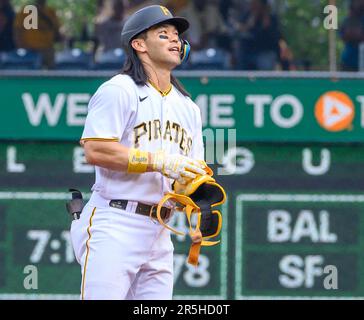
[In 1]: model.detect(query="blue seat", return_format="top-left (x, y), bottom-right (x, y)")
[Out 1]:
top-left (93, 48), bottom-right (126, 70)
top-left (0, 49), bottom-right (42, 70)
top-left (55, 48), bottom-right (93, 70)
top-left (188, 48), bottom-right (231, 70)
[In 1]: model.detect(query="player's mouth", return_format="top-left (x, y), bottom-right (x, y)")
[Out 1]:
top-left (168, 46), bottom-right (180, 56)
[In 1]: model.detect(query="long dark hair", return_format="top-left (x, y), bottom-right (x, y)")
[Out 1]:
top-left (121, 36), bottom-right (191, 97)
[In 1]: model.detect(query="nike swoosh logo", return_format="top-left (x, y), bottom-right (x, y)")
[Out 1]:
top-left (139, 96), bottom-right (148, 102)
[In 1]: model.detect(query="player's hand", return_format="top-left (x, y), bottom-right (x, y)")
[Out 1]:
top-left (152, 151), bottom-right (205, 184)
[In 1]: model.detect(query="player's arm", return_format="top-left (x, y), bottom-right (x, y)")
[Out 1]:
top-left (83, 140), bottom-right (205, 183)
top-left (82, 140), bottom-right (157, 173)
top-left (83, 140), bottom-right (130, 171)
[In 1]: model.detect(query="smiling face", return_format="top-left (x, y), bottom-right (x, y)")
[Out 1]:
top-left (131, 23), bottom-right (182, 70)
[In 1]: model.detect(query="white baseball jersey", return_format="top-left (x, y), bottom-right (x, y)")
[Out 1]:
top-left (81, 74), bottom-right (204, 204)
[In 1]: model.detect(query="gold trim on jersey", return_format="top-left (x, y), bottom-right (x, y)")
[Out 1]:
top-left (80, 138), bottom-right (119, 142)
top-left (81, 207), bottom-right (96, 300)
top-left (148, 80), bottom-right (172, 97)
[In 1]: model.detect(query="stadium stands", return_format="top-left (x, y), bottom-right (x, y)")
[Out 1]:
top-left (93, 48), bottom-right (126, 70)
top-left (54, 48), bottom-right (94, 70)
top-left (0, 48), bottom-right (42, 70)
top-left (187, 48), bottom-right (231, 70)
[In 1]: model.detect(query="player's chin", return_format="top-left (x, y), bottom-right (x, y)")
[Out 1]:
top-left (165, 57), bottom-right (181, 69)
top-left (173, 58), bottom-right (182, 68)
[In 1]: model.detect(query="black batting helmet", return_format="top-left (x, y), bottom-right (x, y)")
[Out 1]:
top-left (121, 5), bottom-right (189, 47)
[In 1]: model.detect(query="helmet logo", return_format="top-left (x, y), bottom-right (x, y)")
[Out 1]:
top-left (160, 6), bottom-right (170, 16)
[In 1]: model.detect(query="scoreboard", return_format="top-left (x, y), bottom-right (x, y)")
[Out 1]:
top-left (0, 142), bottom-right (364, 299)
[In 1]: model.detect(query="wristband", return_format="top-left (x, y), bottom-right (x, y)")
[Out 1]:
top-left (127, 148), bottom-right (149, 173)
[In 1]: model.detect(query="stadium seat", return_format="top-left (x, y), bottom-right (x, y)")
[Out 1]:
top-left (55, 48), bottom-right (93, 70)
top-left (0, 48), bottom-right (42, 70)
top-left (93, 48), bottom-right (126, 70)
top-left (188, 48), bottom-right (231, 70)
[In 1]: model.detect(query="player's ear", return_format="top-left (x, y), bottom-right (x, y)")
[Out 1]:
top-left (131, 38), bottom-right (147, 53)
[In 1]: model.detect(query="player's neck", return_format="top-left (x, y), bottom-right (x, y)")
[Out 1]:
top-left (143, 63), bottom-right (172, 94)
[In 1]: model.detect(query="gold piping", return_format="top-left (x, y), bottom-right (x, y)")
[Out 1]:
top-left (81, 207), bottom-right (96, 300)
top-left (80, 138), bottom-right (119, 142)
top-left (148, 80), bottom-right (172, 97)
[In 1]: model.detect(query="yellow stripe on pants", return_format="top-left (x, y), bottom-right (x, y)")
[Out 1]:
top-left (81, 207), bottom-right (96, 300)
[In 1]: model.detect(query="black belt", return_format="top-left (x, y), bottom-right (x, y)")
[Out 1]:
top-left (109, 200), bottom-right (172, 220)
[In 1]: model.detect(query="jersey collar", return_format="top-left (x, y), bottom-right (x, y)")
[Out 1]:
top-left (147, 80), bottom-right (172, 97)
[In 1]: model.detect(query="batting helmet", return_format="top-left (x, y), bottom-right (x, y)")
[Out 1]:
top-left (121, 5), bottom-right (191, 63)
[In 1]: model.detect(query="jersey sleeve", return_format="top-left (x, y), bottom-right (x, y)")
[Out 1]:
top-left (191, 106), bottom-right (205, 161)
top-left (81, 84), bottom-right (131, 142)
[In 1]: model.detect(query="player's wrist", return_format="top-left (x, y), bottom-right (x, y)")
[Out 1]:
top-left (127, 149), bottom-right (166, 173)
top-left (127, 148), bottom-right (149, 173)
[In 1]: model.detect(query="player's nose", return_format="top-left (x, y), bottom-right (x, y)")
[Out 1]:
top-left (170, 35), bottom-right (180, 50)
top-left (169, 33), bottom-right (179, 43)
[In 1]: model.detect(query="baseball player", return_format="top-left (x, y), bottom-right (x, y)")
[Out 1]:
top-left (70, 5), bottom-right (205, 300)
